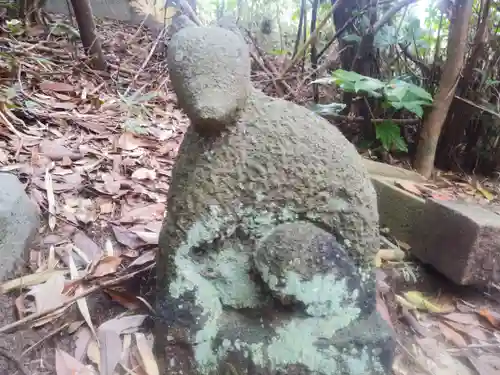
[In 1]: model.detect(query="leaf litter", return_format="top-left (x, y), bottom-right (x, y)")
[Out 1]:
top-left (0, 8), bottom-right (499, 375)
top-left (0, 12), bottom-right (184, 375)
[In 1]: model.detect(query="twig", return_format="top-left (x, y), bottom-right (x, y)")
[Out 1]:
top-left (20, 322), bottom-right (71, 358)
top-left (0, 263), bottom-right (154, 334)
top-left (280, 0), bottom-right (345, 78)
top-left (0, 347), bottom-right (28, 375)
top-left (372, 0), bottom-right (419, 34)
top-left (125, 28), bottom-right (165, 96)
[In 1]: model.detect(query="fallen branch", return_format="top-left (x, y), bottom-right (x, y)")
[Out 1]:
top-left (0, 263), bottom-right (154, 334)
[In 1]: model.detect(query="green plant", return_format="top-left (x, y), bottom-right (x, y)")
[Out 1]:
top-left (313, 69), bottom-right (433, 152)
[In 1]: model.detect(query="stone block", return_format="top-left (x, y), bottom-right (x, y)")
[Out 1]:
top-left (364, 159), bottom-right (427, 182)
top-left (412, 198), bottom-right (500, 285)
top-left (0, 173), bottom-right (40, 281)
top-left (371, 176), bottom-right (425, 247)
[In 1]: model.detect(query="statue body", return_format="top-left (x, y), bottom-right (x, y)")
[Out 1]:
top-left (156, 17), bottom-right (394, 375)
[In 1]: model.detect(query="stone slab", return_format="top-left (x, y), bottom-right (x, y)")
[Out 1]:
top-left (371, 176), bottom-right (425, 247)
top-left (412, 199), bottom-right (500, 285)
top-left (0, 173), bottom-right (40, 281)
top-left (363, 159), bottom-right (427, 182)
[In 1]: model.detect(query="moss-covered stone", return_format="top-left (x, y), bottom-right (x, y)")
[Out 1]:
top-left (155, 18), bottom-right (393, 375)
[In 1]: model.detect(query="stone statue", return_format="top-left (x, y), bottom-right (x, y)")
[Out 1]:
top-left (155, 16), bottom-right (394, 375)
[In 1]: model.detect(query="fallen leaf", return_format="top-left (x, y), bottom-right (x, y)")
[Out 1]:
top-left (437, 322), bottom-right (467, 347)
top-left (118, 132), bottom-right (141, 151)
top-left (112, 225), bottom-right (145, 249)
top-left (443, 312), bottom-right (481, 325)
top-left (129, 251), bottom-right (156, 267)
top-left (444, 319), bottom-right (489, 342)
top-left (74, 326), bottom-right (92, 362)
top-left (68, 251), bottom-right (97, 341)
top-left (90, 256), bottom-right (122, 278)
top-left (102, 173), bottom-right (121, 194)
top-left (97, 315), bottom-right (147, 375)
top-left (130, 230), bottom-right (159, 245)
top-left (120, 203), bottom-right (164, 224)
top-left (135, 332), bottom-right (159, 375)
top-left (394, 180), bottom-right (423, 196)
top-left (40, 80), bottom-right (76, 93)
top-left (0, 269), bottom-right (67, 293)
top-left (478, 308), bottom-right (500, 328)
top-left (26, 273), bottom-right (68, 314)
top-left (55, 348), bottom-right (96, 375)
top-left (45, 166), bottom-right (56, 231)
top-left (404, 291), bottom-right (449, 313)
top-left (474, 181), bottom-right (494, 201)
top-left (86, 338), bottom-right (100, 368)
top-left (73, 231), bottom-right (103, 262)
top-left (104, 288), bottom-right (141, 310)
top-left (132, 168), bottom-right (157, 181)
top-left (468, 356), bottom-right (498, 375)
top-left (478, 355), bottom-right (500, 369)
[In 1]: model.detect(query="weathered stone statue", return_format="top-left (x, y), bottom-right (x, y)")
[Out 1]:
top-left (155, 15), bottom-right (394, 375)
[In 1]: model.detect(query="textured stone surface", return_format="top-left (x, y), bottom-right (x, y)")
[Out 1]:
top-left (155, 22), bottom-right (393, 375)
top-left (0, 173), bottom-right (40, 281)
top-left (413, 198), bottom-right (500, 285)
top-left (372, 176), bottom-right (425, 247)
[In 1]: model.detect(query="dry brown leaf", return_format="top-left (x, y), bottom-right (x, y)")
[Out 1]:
top-left (443, 319), bottom-right (489, 342)
top-left (468, 356), bottom-right (498, 375)
top-left (132, 168), bottom-right (157, 181)
top-left (87, 338), bottom-right (100, 368)
top-left (120, 203), bottom-right (164, 224)
top-left (118, 132), bottom-right (142, 151)
top-left (478, 308), bottom-right (500, 328)
top-left (478, 355), bottom-right (500, 369)
top-left (135, 333), bottom-right (159, 375)
top-left (97, 315), bottom-right (147, 375)
top-left (130, 230), bottom-right (159, 245)
top-left (55, 348), bottom-right (96, 375)
top-left (112, 225), bottom-right (145, 249)
top-left (102, 173), bottom-right (121, 194)
top-left (129, 251), bottom-right (156, 267)
top-left (437, 322), bottom-right (467, 347)
top-left (90, 256), bottom-right (123, 278)
top-left (68, 251), bottom-right (98, 341)
top-left (74, 326), bottom-right (92, 362)
top-left (25, 273), bottom-right (68, 314)
top-left (40, 80), bottom-right (76, 93)
top-left (45, 165), bottom-right (57, 231)
top-left (73, 231), bottom-right (103, 263)
top-left (394, 180), bottom-right (423, 196)
top-left (0, 269), bottom-right (67, 293)
top-left (104, 288), bottom-right (141, 310)
top-left (443, 312), bottom-right (481, 325)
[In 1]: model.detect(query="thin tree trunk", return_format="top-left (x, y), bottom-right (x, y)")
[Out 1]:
top-left (70, 0), bottom-right (107, 71)
top-left (413, 0), bottom-right (473, 178)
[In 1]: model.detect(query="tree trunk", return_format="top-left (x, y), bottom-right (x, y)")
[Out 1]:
top-left (70, 0), bottom-right (107, 71)
top-left (413, 0), bottom-right (473, 178)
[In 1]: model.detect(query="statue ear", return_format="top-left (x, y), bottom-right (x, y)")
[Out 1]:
top-left (170, 13), bottom-right (196, 35)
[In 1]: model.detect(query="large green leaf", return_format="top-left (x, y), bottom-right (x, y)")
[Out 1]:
top-left (354, 77), bottom-right (384, 97)
top-left (375, 120), bottom-right (407, 152)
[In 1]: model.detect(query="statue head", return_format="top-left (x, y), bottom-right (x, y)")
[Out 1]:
top-left (167, 21), bottom-right (252, 134)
